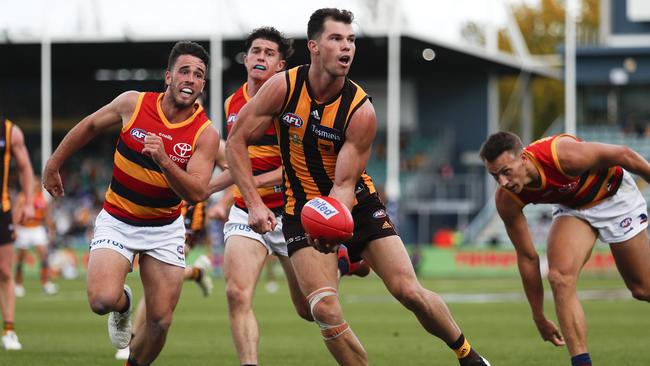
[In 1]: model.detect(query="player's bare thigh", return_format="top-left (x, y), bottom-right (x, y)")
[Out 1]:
top-left (290, 247), bottom-right (339, 295)
top-left (0, 244), bottom-right (14, 278)
top-left (223, 235), bottom-right (269, 287)
top-left (361, 235), bottom-right (418, 291)
top-left (139, 254), bottom-right (184, 316)
top-left (546, 216), bottom-right (598, 275)
top-left (86, 249), bottom-right (131, 303)
top-left (278, 254), bottom-right (311, 319)
top-left (610, 230), bottom-right (650, 298)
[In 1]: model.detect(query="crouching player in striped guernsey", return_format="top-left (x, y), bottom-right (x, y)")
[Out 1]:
top-left (43, 41), bottom-right (219, 366)
top-left (480, 132), bottom-right (650, 366)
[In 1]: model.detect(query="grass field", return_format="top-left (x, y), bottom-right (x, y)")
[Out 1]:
top-left (3, 272), bottom-right (649, 366)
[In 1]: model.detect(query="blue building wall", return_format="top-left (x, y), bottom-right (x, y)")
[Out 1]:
top-left (577, 47), bottom-right (650, 84)
top-left (612, 0), bottom-right (650, 35)
top-left (416, 70), bottom-right (489, 164)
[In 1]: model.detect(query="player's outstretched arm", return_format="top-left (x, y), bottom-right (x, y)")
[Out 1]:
top-left (43, 91), bottom-right (139, 197)
top-left (556, 137), bottom-right (650, 181)
top-left (226, 73), bottom-right (286, 233)
top-left (495, 189), bottom-right (565, 347)
top-left (207, 187), bottom-right (234, 221)
top-left (208, 166), bottom-right (282, 196)
top-left (329, 100), bottom-right (377, 211)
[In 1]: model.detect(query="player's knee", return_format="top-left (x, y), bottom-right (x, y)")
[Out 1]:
top-left (295, 302), bottom-right (313, 322)
top-left (87, 295), bottom-right (114, 315)
top-left (306, 287), bottom-right (355, 342)
top-left (547, 269), bottom-right (576, 292)
top-left (146, 312), bottom-right (173, 334)
top-left (0, 267), bottom-right (11, 282)
top-left (391, 283), bottom-right (425, 311)
top-left (310, 296), bottom-right (341, 324)
top-left (307, 287), bottom-right (343, 325)
top-left (629, 285), bottom-right (650, 302)
top-left (87, 289), bottom-right (121, 314)
top-left (225, 282), bottom-right (253, 309)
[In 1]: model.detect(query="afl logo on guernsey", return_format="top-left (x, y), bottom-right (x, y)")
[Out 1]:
top-left (227, 113), bottom-right (237, 126)
top-left (281, 113), bottom-right (304, 128)
top-left (130, 128), bottom-right (147, 143)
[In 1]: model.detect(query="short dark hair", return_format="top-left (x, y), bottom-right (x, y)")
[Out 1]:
top-left (167, 41), bottom-right (210, 71)
top-left (307, 8), bottom-right (354, 40)
top-left (245, 27), bottom-right (294, 60)
top-left (479, 131), bottom-right (524, 162)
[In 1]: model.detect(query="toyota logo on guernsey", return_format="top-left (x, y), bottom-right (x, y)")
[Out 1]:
top-left (173, 143), bottom-right (192, 158)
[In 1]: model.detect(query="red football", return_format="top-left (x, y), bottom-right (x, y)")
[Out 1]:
top-left (301, 196), bottom-right (354, 242)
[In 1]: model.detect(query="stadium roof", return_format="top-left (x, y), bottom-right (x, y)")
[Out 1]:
top-left (2, 0), bottom-right (559, 78)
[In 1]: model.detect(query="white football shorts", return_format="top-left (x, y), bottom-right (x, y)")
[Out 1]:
top-left (14, 226), bottom-right (48, 249)
top-left (552, 171), bottom-right (648, 244)
top-left (224, 206), bottom-right (287, 256)
top-left (90, 209), bottom-right (186, 268)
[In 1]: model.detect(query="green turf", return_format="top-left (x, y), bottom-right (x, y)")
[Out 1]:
top-left (3, 273), bottom-right (649, 365)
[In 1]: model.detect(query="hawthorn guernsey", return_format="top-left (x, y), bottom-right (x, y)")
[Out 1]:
top-left (301, 196), bottom-right (354, 242)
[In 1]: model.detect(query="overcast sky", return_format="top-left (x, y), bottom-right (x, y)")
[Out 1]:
top-left (0, 0), bottom-right (540, 45)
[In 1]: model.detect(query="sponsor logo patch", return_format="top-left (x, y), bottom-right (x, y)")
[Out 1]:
top-left (90, 238), bottom-right (125, 250)
top-left (281, 113), bottom-right (304, 128)
top-left (310, 124), bottom-right (342, 142)
top-left (382, 221), bottom-right (392, 229)
top-left (306, 197), bottom-right (339, 220)
top-left (639, 213), bottom-right (648, 224)
top-left (286, 235), bottom-right (307, 244)
top-left (290, 134), bottom-right (302, 146)
top-left (173, 143), bottom-right (192, 158)
top-left (130, 128), bottom-right (147, 143)
top-left (177, 245), bottom-right (185, 255)
top-left (373, 209), bottom-right (386, 219)
top-left (158, 132), bottom-right (172, 141)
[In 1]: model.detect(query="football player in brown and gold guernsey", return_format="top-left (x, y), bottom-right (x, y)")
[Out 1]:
top-left (226, 8), bottom-right (490, 366)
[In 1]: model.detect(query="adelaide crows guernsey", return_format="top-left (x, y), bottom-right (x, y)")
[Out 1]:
top-left (509, 134), bottom-right (624, 208)
top-left (103, 92), bottom-right (212, 226)
top-left (275, 65), bottom-right (376, 216)
top-left (21, 191), bottom-right (47, 228)
top-left (225, 83), bottom-right (284, 212)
